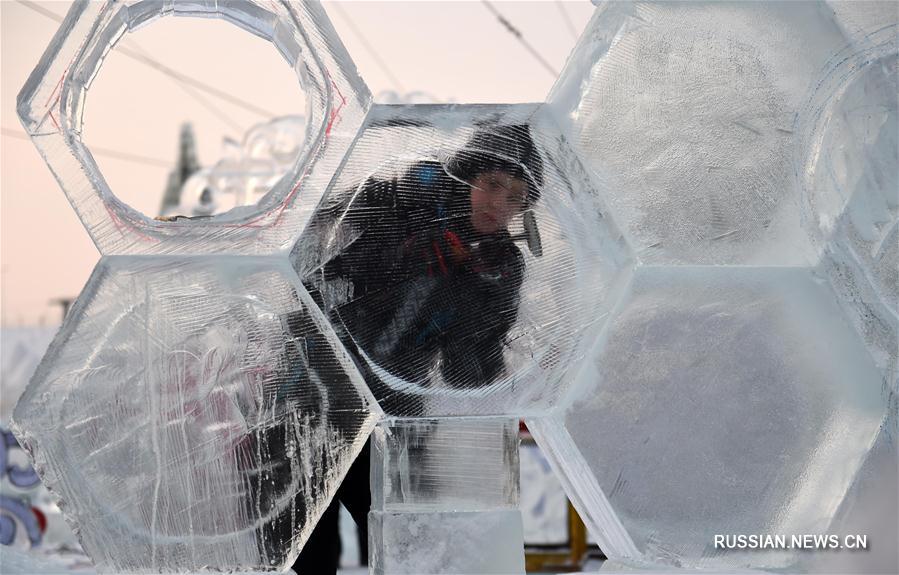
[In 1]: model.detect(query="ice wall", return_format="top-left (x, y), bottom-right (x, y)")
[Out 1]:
top-left (535, 1), bottom-right (898, 571)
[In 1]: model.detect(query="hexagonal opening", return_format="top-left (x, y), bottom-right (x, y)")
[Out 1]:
top-left (291, 103), bottom-right (633, 417)
top-left (67, 1), bottom-right (318, 224)
top-left (18, 0), bottom-right (370, 255)
top-left (81, 16), bottom-right (309, 219)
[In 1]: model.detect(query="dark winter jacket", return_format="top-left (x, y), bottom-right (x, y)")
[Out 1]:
top-left (304, 160), bottom-right (525, 414)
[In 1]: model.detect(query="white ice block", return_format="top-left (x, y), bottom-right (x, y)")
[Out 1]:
top-left (369, 417), bottom-right (524, 574)
top-left (370, 418), bottom-right (520, 513)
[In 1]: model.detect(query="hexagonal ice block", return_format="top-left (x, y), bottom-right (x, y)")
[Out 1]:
top-left (11, 256), bottom-right (380, 573)
top-left (292, 103), bottom-right (633, 417)
top-left (17, 0), bottom-right (370, 256)
top-left (548, 1), bottom-right (865, 265)
top-left (528, 266), bottom-right (888, 571)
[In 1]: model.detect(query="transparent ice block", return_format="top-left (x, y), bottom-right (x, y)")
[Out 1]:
top-left (12, 256), bottom-right (380, 573)
top-left (369, 417), bottom-right (524, 574)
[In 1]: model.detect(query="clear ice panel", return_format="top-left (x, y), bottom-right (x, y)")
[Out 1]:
top-left (549, 2), bottom-right (865, 265)
top-left (529, 267), bottom-right (888, 570)
top-left (796, 23), bottom-right (898, 387)
top-left (292, 103), bottom-right (632, 417)
top-left (11, 256), bottom-right (380, 573)
top-left (369, 510), bottom-right (525, 575)
top-left (370, 418), bottom-right (520, 513)
top-left (17, 0), bottom-right (370, 255)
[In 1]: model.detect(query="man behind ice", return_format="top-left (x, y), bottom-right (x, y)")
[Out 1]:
top-left (293, 123), bottom-right (545, 573)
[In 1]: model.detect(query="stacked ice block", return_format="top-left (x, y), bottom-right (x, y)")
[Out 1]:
top-left (11, 1), bottom-right (380, 572)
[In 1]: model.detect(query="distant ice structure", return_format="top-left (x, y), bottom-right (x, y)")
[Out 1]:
top-left (171, 116), bottom-right (311, 218)
top-left (536, 1), bottom-right (898, 571)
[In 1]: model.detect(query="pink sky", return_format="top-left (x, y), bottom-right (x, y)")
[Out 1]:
top-left (1, 1), bottom-right (593, 326)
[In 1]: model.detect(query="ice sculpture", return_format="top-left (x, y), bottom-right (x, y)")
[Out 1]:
top-left (16, 0), bottom-right (370, 255)
top-left (531, 1), bottom-right (898, 571)
top-left (14, 0), bottom-right (897, 573)
top-left (292, 104), bottom-right (632, 417)
top-left (12, 257), bottom-right (379, 572)
top-left (289, 103), bottom-right (632, 571)
top-left (796, 18), bottom-right (898, 388)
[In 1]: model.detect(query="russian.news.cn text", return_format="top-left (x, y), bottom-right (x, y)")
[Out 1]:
top-left (714, 534), bottom-right (868, 550)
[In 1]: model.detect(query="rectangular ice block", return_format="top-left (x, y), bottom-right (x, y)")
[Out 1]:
top-left (369, 510), bottom-right (525, 575)
top-left (370, 417), bottom-right (520, 512)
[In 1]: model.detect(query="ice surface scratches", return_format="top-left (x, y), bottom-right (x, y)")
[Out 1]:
top-left (13, 257), bottom-right (378, 572)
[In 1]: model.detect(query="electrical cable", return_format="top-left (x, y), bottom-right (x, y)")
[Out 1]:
top-left (555, 0), bottom-right (580, 40)
top-left (481, 1), bottom-right (560, 78)
top-left (2, 127), bottom-right (172, 168)
top-left (330, 2), bottom-right (406, 93)
top-left (16, 0), bottom-right (277, 119)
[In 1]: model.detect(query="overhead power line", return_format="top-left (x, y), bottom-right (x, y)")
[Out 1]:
top-left (121, 39), bottom-right (245, 135)
top-left (2, 127), bottom-right (172, 168)
top-left (556, 0), bottom-right (580, 40)
top-left (17, 0), bottom-right (276, 120)
top-left (329, 3), bottom-right (406, 93)
top-left (481, 1), bottom-right (560, 78)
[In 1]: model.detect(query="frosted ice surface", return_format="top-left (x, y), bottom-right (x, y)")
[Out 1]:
top-left (16, 0), bottom-right (370, 255)
top-left (529, 267), bottom-right (888, 570)
top-left (292, 104), bottom-right (632, 417)
top-left (369, 510), bottom-right (525, 575)
top-left (549, 2), bottom-right (867, 265)
top-left (11, 257), bottom-right (379, 573)
top-left (0, 547), bottom-right (89, 575)
top-left (827, 0), bottom-right (899, 40)
top-left (370, 418), bottom-right (520, 513)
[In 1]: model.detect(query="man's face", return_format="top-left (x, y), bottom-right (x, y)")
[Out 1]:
top-left (468, 170), bottom-right (528, 235)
